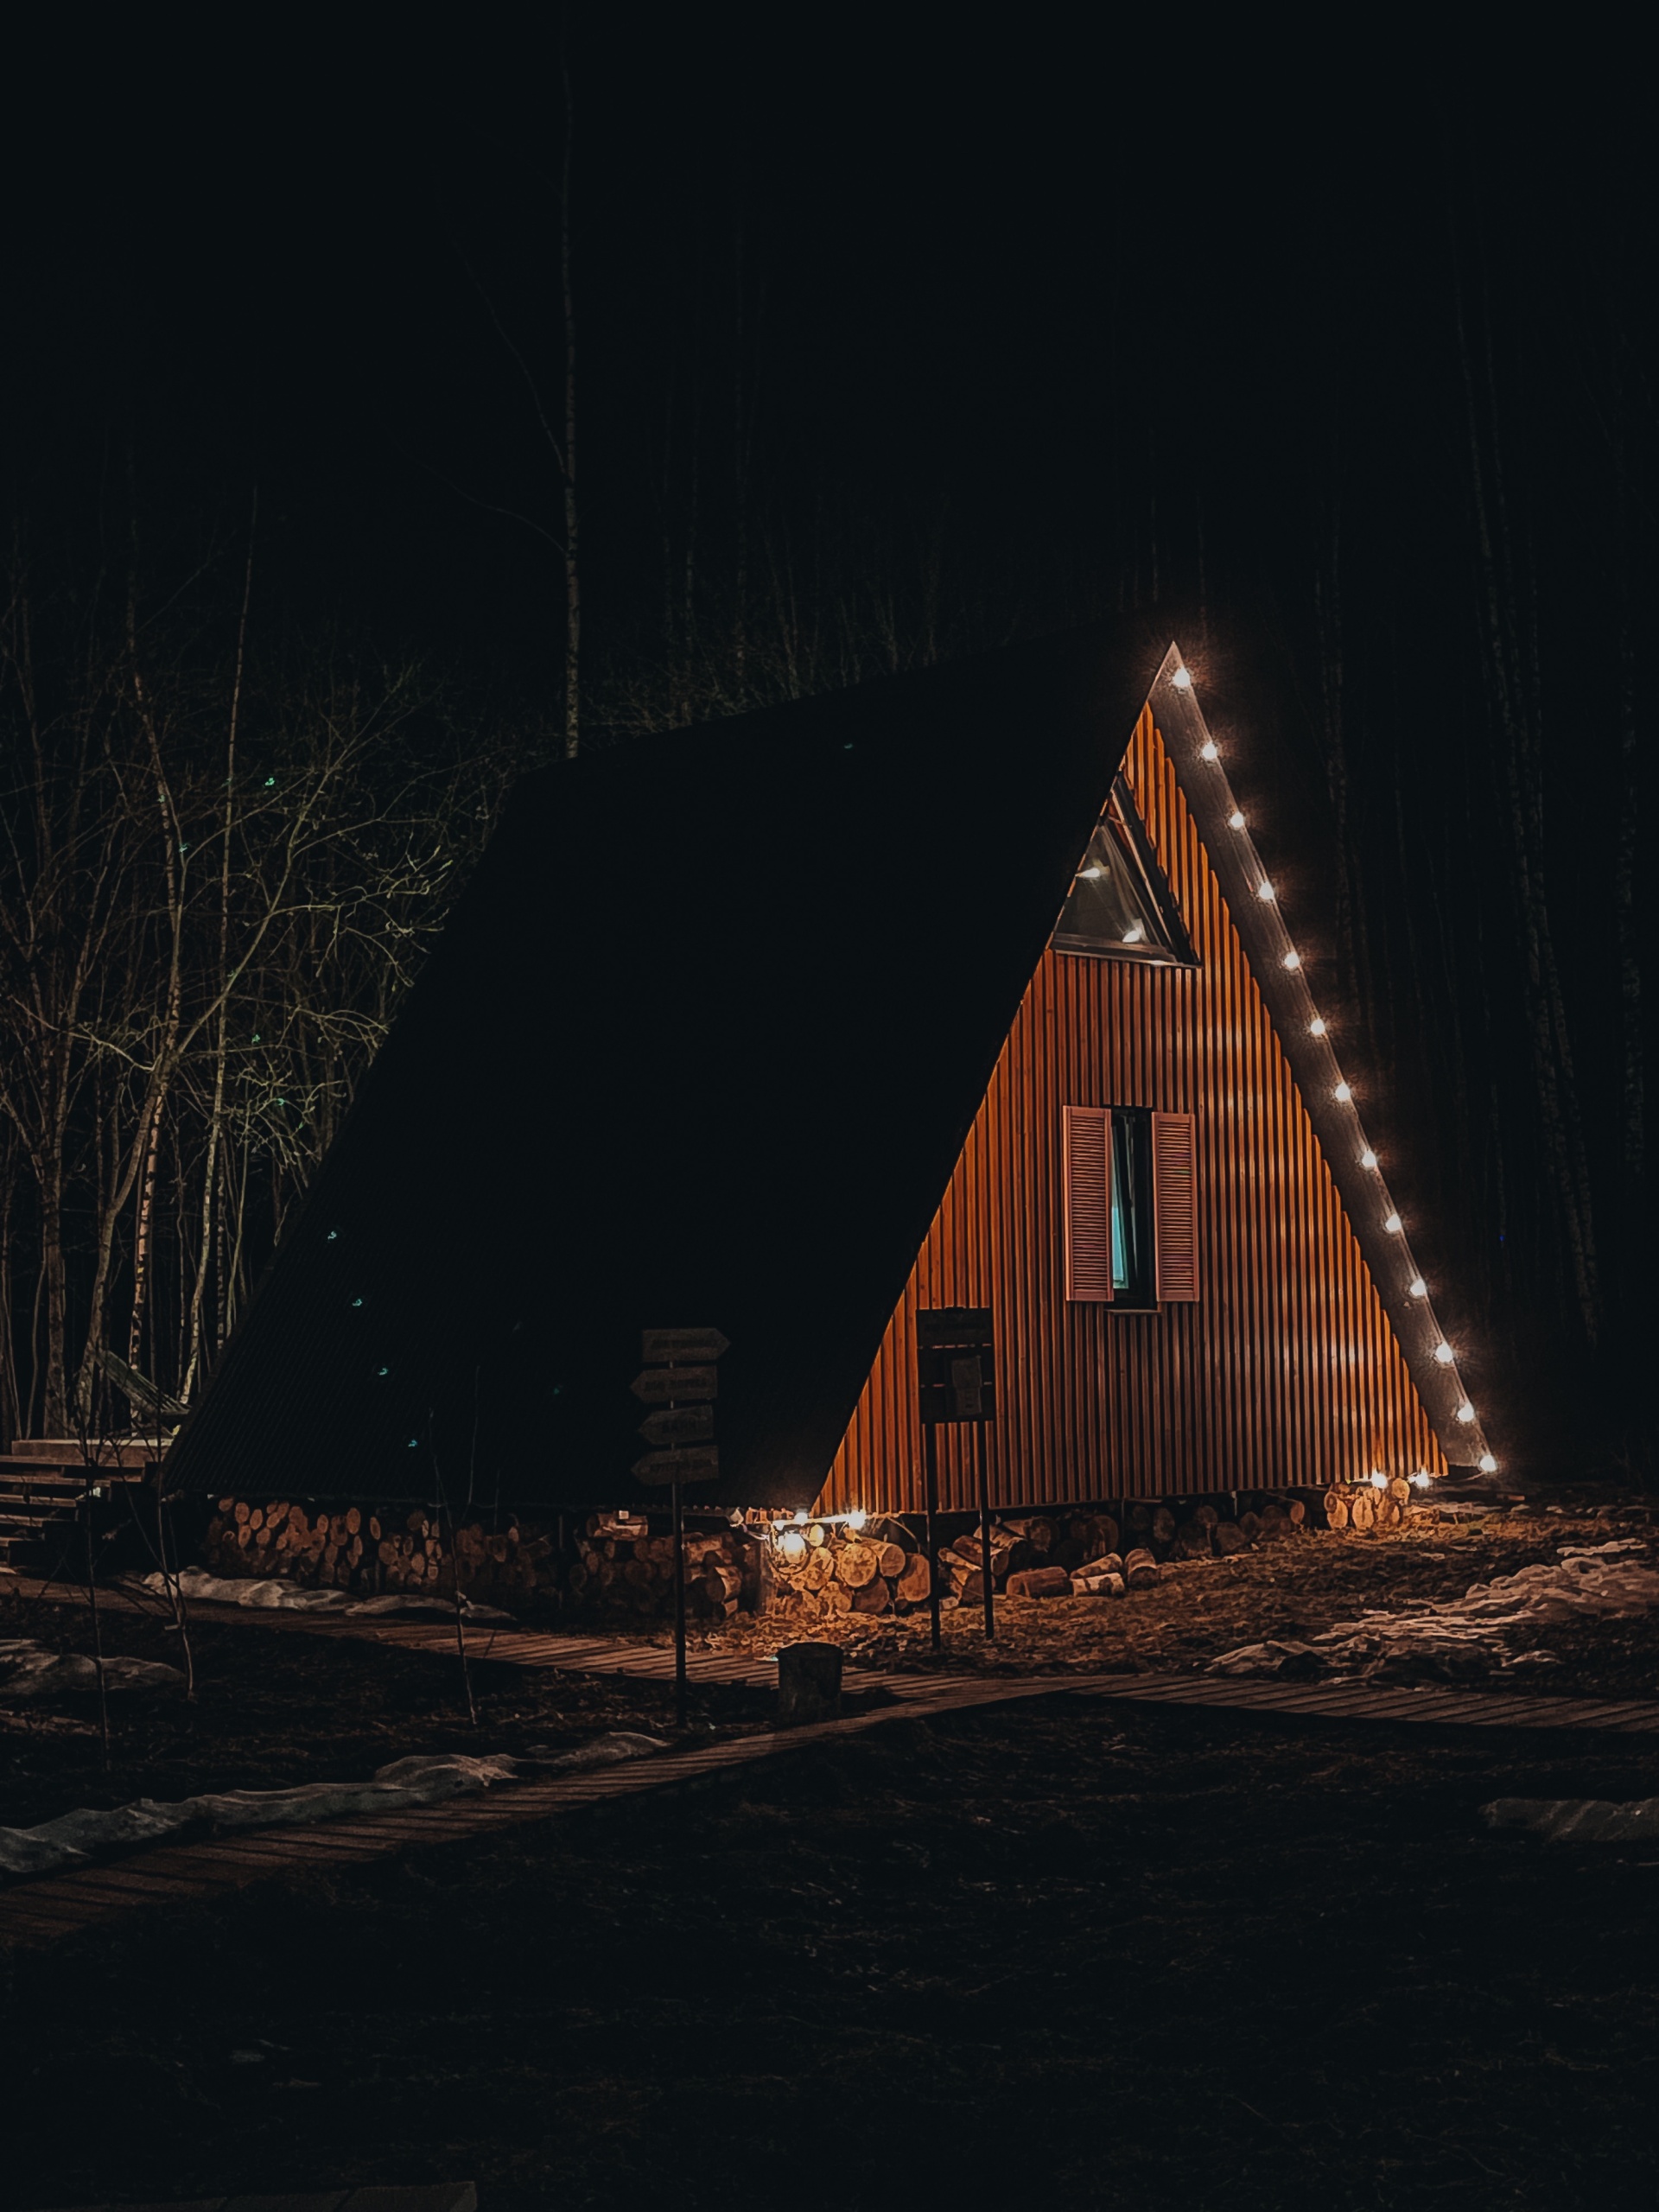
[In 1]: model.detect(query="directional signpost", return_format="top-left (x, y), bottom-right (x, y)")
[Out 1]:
top-left (917, 1307), bottom-right (998, 1649)
top-left (630, 1326), bottom-right (728, 1719)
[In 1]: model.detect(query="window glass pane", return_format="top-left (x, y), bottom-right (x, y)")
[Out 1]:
top-left (1052, 783), bottom-right (1195, 965)
top-left (1109, 1109), bottom-right (1154, 1305)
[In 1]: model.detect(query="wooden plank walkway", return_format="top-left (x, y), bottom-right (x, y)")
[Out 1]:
top-left (0, 1673), bottom-right (1074, 1952)
top-left (7, 1573), bottom-right (1659, 1955)
top-left (16, 1573), bottom-right (1659, 1732)
top-left (9, 1578), bottom-right (883, 1691)
top-left (43, 2188), bottom-right (475, 2212)
top-left (1092, 1675), bottom-right (1659, 1733)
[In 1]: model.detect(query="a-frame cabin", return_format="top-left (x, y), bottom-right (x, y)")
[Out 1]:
top-left (164, 622), bottom-right (1492, 1522)
top-left (820, 670), bottom-right (1483, 1516)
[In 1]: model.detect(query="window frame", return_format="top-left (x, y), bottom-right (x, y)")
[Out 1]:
top-left (1051, 775), bottom-right (1200, 969)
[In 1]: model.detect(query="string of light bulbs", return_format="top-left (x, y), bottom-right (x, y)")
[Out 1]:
top-left (1160, 656), bottom-right (1496, 1478)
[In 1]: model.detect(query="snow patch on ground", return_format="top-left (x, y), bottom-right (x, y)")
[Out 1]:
top-left (137, 1567), bottom-right (515, 1623)
top-left (1208, 1541), bottom-right (1659, 1682)
top-left (1484, 1796), bottom-right (1659, 1844)
top-left (0, 1640), bottom-right (186, 1700)
top-left (0, 1731), bottom-right (668, 1881)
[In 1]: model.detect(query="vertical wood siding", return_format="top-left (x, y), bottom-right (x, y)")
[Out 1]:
top-left (815, 707), bottom-right (1445, 1514)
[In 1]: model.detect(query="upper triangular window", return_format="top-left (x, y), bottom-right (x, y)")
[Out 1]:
top-left (1052, 776), bottom-right (1198, 967)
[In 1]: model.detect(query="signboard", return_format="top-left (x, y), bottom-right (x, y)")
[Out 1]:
top-left (630, 1325), bottom-right (730, 1725)
top-left (630, 1363), bottom-right (718, 1405)
top-left (641, 1327), bottom-right (730, 1364)
top-left (629, 1328), bottom-right (727, 1483)
top-left (917, 1306), bottom-right (996, 1426)
top-left (632, 1446), bottom-right (721, 1486)
top-left (637, 1403), bottom-right (715, 1446)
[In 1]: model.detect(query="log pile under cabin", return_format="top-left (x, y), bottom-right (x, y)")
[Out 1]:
top-left (567, 1513), bottom-right (752, 1620)
top-left (194, 1483), bottom-right (1415, 1623)
top-left (202, 1498), bottom-right (554, 1608)
top-left (760, 1495), bottom-right (1329, 1619)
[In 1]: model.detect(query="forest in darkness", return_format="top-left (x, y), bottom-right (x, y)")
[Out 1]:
top-left (0, 23), bottom-right (1652, 1477)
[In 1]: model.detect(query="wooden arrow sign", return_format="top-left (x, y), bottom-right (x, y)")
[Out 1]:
top-left (632, 1446), bottom-right (721, 1486)
top-left (631, 1364), bottom-right (717, 1404)
top-left (638, 1403), bottom-right (715, 1446)
top-left (641, 1327), bottom-right (730, 1364)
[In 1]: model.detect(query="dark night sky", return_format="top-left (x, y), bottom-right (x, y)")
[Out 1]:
top-left (3, 19), bottom-right (1652, 1466)
top-left (6, 20), bottom-right (1550, 681)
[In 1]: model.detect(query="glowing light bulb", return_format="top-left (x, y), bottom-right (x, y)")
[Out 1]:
top-left (1122, 921), bottom-right (1146, 943)
top-left (1433, 1342), bottom-right (1454, 1365)
top-left (1229, 810), bottom-right (1246, 830)
top-left (1408, 1276), bottom-right (1427, 1298)
top-left (779, 1529), bottom-right (807, 1562)
top-left (1080, 864), bottom-right (1103, 880)
top-left (847, 1510), bottom-right (867, 1531)
top-left (1257, 880), bottom-right (1275, 902)
top-left (1359, 1149), bottom-right (1377, 1168)
top-left (1309, 1016), bottom-right (1327, 1036)
top-left (1281, 950), bottom-right (1301, 969)
top-left (1171, 665), bottom-right (1192, 690)
top-left (1333, 1081), bottom-right (1352, 1102)
top-left (1410, 1471), bottom-right (1432, 1489)
top-left (1456, 1402), bottom-right (1476, 1424)
top-left (1383, 1211), bottom-right (1402, 1233)
top-left (1199, 739), bottom-right (1219, 761)
top-left (1368, 1470), bottom-right (1387, 1489)
top-left (794, 1510), bottom-right (808, 1524)
top-left (1478, 1452), bottom-right (1497, 1474)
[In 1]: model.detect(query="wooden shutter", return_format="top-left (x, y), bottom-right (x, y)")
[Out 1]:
top-left (1152, 1110), bottom-right (1199, 1302)
top-left (1063, 1105), bottom-right (1114, 1302)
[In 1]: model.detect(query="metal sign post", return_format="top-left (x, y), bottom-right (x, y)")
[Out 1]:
top-left (916, 1307), bottom-right (997, 1643)
top-left (630, 1328), bottom-right (728, 1726)
top-left (671, 1479), bottom-right (687, 1720)
top-left (922, 1425), bottom-right (942, 1652)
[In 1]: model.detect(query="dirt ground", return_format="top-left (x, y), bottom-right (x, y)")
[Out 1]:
top-left (3, 1504), bottom-right (1656, 1835)
top-left (678, 1504), bottom-right (1659, 1701)
top-left (3, 1694), bottom-right (1658, 2211)
top-left (0, 1584), bottom-right (772, 1834)
top-left (3, 1512), bottom-right (1658, 2206)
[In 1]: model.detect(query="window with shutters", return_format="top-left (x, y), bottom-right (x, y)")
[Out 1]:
top-left (1064, 1105), bottom-right (1198, 1307)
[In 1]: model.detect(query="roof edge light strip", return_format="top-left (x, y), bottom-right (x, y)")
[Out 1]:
top-left (1150, 649), bottom-right (1496, 1476)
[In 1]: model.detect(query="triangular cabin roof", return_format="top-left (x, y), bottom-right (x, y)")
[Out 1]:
top-left (164, 620), bottom-right (1487, 1510)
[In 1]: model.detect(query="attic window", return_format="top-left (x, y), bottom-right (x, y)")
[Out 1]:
top-left (1052, 778), bottom-right (1197, 966)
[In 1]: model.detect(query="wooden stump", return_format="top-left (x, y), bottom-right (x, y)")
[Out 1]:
top-left (836, 1542), bottom-right (879, 1588)
top-left (895, 1551), bottom-right (932, 1604)
top-left (778, 1641), bottom-right (843, 1725)
top-left (1214, 1521), bottom-right (1249, 1555)
top-left (1006, 1564), bottom-right (1071, 1599)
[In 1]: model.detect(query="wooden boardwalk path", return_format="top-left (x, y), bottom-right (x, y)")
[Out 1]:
top-left (1095, 1674), bottom-right (1659, 1735)
top-left (7, 1573), bottom-right (1659, 1956)
top-left (0, 1673), bottom-right (1068, 1951)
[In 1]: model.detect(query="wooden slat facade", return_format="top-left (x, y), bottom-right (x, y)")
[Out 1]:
top-left (814, 705), bottom-right (1445, 1515)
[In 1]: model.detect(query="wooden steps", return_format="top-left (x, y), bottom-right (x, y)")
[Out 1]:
top-left (0, 1443), bottom-right (155, 1567)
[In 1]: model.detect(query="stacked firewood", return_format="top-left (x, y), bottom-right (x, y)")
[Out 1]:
top-left (942, 1512), bottom-right (1147, 1602)
top-left (1322, 1478), bottom-right (1412, 1536)
top-left (762, 1496), bottom-right (1325, 1618)
top-left (206, 1498), bottom-right (377, 1589)
top-left (566, 1514), bottom-right (751, 1622)
top-left (766, 1521), bottom-right (931, 1622)
top-left (202, 1498), bottom-right (552, 1600)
